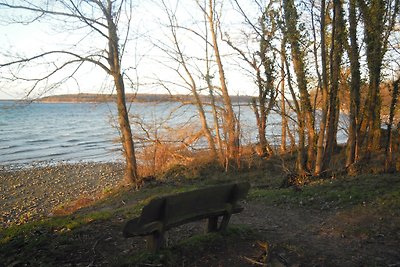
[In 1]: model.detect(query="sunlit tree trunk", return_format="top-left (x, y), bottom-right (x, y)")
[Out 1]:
top-left (204, 7), bottom-right (224, 165)
top-left (314, 0), bottom-right (329, 176)
top-left (385, 78), bottom-right (399, 171)
top-left (0, 0), bottom-right (139, 185)
top-left (283, 0), bottom-right (315, 174)
top-left (358, 0), bottom-right (395, 154)
top-left (163, 3), bottom-right (218, 161)
top-left (281, 36), bottom-right (306, 173)
top-left (206, 0), bottom-right (239, 167)
top-left (346, 0), bottom-right (362, 168)
top-left (105, 2), bottom-right (138, 185)
top-left (323, 0), bottom-right (345, 171)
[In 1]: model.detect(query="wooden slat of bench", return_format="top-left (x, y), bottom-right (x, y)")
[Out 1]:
top-left (165, 204), bottom-right (244, 229)
top-left (164, 184), bottom-right (235, 227)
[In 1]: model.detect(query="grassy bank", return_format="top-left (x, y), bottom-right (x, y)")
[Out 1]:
top-left (1, 158), bottom-right (399, 266)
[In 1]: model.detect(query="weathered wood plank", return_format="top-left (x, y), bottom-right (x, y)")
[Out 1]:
top-left (123, 182), bottom-right (250, 252)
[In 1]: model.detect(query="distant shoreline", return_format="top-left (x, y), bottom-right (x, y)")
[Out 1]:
top-left (37, 93), bottom-right (254, 104)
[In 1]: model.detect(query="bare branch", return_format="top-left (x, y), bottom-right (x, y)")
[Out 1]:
top-left (1, 50), bottom-right (110, 74)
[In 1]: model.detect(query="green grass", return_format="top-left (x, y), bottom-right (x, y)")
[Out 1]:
top-left (249, 173), bottom-right (400, 211)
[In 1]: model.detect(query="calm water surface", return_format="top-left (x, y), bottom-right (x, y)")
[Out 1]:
top-left (0, 101), bottom-right (122, 166)
top-left (0, 101), bottom-right (263, 167)
top-left (0, 100), bottom-right (348, 167)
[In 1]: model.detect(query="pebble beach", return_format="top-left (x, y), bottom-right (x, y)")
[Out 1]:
top-left (0, 163), bottom-right (125, 228)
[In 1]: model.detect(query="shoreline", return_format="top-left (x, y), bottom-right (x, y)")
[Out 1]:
top-left (0, 162), bottom-right (125, 228)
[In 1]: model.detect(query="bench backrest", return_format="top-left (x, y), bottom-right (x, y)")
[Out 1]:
top-left (138, 182), bottom-right (250, 228)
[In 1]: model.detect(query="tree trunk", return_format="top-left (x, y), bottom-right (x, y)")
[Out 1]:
top-left (358, 0), bottom-right (386, 155)
top-left (114, 73), bottom-right (138, 184)
top-left (283, 0), bottom-right (315, 174)
top-left (282, 39), bottom-right (306, 174)
top-left (207, 0), bottom-right (239, 167)
top-left (280, 42), bottom-right (287, 154)
top-left (193, 90), bottom-right (218, 161)
top-left (346, 0), bottom-right (361, 168)
top-left (314, 0), bottom-right (329, 176)
top-left (322, 0), bottom-right (345, 171)
top-left (385, 78), bottom-right (399, 171)
top-left (107, 5), bottom-right (138, 185)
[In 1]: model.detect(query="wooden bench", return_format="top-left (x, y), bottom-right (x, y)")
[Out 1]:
top-left (123, 182), bottom-right (250, 252)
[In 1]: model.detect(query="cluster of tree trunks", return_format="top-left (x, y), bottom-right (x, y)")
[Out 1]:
top-left (1, 0), bottom-right (399, 187)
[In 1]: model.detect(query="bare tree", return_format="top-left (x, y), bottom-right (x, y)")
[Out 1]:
top-left (0, 0), bottom-right (139, 185)
top-left (226, 0), bottom-right (278, 158)
top-left (199, 0), bottom-right (240, 168)
top-left (155, 0), bottom-right (219, 162)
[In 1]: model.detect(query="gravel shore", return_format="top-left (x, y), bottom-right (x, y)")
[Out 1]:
top-left (0, 162), bottom-right (125, 228)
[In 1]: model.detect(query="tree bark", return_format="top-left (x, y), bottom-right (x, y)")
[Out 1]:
top-left (358, 0), bottom-right (385, 154)
top-left (283, 0), bottom-right (315, 174)
top-left (314, 0), bottom-right (329, 176)
top-left (106, 3), bottom-right (138, 184)
top-left (385, 78), bottom-right (399, 171)
top-left (207, 0), bottom-right (239, 167)
top-left (280, 42), bottom-right (287, 154)
top-left (323, 0), bottom-right (345, 171)
top-left (346, 0), bottom-right (361, 168)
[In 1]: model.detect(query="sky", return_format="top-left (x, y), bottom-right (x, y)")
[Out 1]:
top-left (0, 0), bottom-right (260, 100)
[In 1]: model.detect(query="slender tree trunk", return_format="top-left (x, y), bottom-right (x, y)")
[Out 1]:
top-left (207, 79), bottom-right (224, 163)
top-left (323, 0), bottom-right (345, 171)
top-left (107, 5), bottom-right (138, 185)
top-left (314, 0), bottom-right (329, 176)
top-left (346, 0), bottom-right (361, 168)
top-left (193, 89), bottom-right (218, 160)
top-left (168, 10), bottom-right (218, 161)
top-left (280, 43), bottom-right (287, 153)
top-left (358, 0), bottom-right (386, 155)
top-left (282, 39), bottom-right (306, 174)
top-left (252, 98), bottom-right (266, 156)
top-left (385, 78), bottom-right (399, 171)
top-left (204, 7), bottom-right (224, 164)
top-left (207, 0), bottom-right (238, 167)
top-left (283, 0), bottom-right (315, 174)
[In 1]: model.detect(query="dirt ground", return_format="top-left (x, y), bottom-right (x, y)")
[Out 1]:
top-left (42, 199), bottom-right (398, 267)
top-left (1, 163), bottom-right (399, 266)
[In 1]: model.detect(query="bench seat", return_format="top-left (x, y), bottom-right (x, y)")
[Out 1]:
top-left (123, 182), bottom-right (250, 252)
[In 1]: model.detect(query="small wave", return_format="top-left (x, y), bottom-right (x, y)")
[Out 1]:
top-left (77, 140), bottom-right (105, 147)
top-left (66, 139), bottom-right (81, 143)
top-left (1, 147), bottom-right (40, 156)
top-left (26, 138), bottom-right (53, 144)
top-left (0, 144), bottom-right (19, 150)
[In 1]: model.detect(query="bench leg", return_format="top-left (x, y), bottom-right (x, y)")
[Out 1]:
top-left (207, 216), bottom-right (219, 232)
top-left (146, 231), bottom-right (166, 252)
top-left (219, 214), bottom-right (231, 231)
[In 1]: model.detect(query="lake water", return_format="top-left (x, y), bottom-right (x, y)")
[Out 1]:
top-left (0, 100), bottom-right (348, 167)
top-left (0, 101), bottom-right (262, 167)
